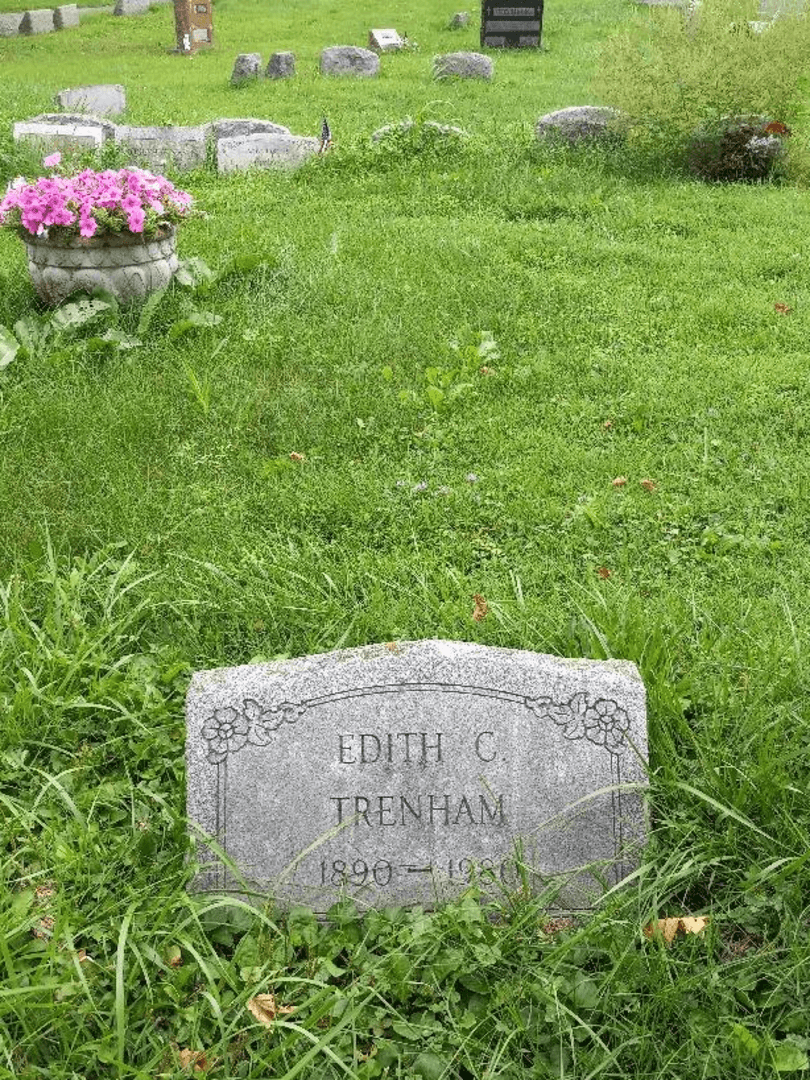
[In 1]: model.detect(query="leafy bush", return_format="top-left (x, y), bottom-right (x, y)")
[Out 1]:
top-left (594, 0), bottom-right (810, 177)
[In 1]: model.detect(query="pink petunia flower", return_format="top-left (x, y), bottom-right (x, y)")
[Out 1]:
top-left (42, 152), bottom-right (62, 168)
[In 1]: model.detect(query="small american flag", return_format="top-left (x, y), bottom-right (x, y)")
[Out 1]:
top-left (318, 117), bottom-right (333, 153)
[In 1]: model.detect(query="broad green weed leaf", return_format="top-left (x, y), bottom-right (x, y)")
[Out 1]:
top-left (771, 1041), bottom-right (809, 1073)
top-left (426, 385), bottom-right (445, 411)
top-left (50, 298), bottom-right (111, 332)
top-left (730, 1022), bottom-right (762, 1060)
top-left (0, 325), bottom-right (19, 369)
top-left (13, 315), bottom-right (49, 357)
top-left (413, 1052), bottom-right (448, 1079)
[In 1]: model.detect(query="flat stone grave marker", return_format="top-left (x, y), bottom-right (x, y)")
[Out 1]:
top-left (187, 640), bottom-right (648, 910)
top-left (54, 4), bottom-right (80, 29)
top-left (114, 124), bottom-right (208, 171)
top-left (20, 7), bottom-right (54, 33)
top-left (56, 84), bottom-right (126, 117)
top-left (13, 120), bottom-right (105, 153)
top-left (216, 132), bottom-right (319, 173)
top-left (368, 28), bottom-right (403, 52)
top-left (481, 1), bottom-right (543, 47)
top-left (0, 12), bottom-right (25, 35)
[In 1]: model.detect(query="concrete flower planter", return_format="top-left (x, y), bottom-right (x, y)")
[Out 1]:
top-left (23, 226), bottom-right (178, 305)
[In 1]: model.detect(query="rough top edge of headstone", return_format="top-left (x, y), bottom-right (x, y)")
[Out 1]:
top-left (211, 117), bottom-right (291, 138)
top-left (188, 639), bottom-right (644, 693)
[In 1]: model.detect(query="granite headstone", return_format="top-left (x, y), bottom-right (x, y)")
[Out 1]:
top-left (216, 132), bottom-right (319, 173)
top-left (480, 1), bottom-right (543, 47)
top-left (187, 640), bottom-right (648, 910)
top-left (56, 84), bottom-right (127, 117)
top-left (13, 120), bottom-right (105, 153)
top-left (433, 51), bottom-right (493, 79)
top-left (368, 28), bottom-right (403, 52)
top-left (0, 12), bottom-right (25, 35)
top-left (267, 51), bottom-right (296, 78)
top-left (20, 8), bottom-right (55, 33)
top-left (231, 53), bottom-right (262, 84)
top-left (320, 45), bottom-right (380, 76)
top-left (115, 124), bottom-right (209, 171)
top-left (54, 4), bottom-right (80, 28)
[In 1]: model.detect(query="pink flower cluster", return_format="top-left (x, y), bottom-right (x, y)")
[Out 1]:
top-left (0, 165), bottom-right (193, 239)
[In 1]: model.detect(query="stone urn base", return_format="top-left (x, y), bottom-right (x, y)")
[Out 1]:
top-left (23, 227), bottom-right (179, 306)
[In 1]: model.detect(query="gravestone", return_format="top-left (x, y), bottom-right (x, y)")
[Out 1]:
top-left (433, 51), bottom-right (493, 79)
top-left (536, 106), bottom-right (625, 145)
top-left (114, 0), bottom-right (149, 14)
top-left (54, 4), bottom-right (80, 29)
top-left (187, 640), bottom-right (648, 910)
top-left (0, 11), bottom-right (24, 35)
top-left (114, 124), bottom-right (209, 171)
top-left (29, 112), bottom-right (117, 140)
top-left (20, 8), bottom-right (55, 33)
top-left (174, 0), bottom-right (213, 55)
top-left (320, 45), bottom-right (380, 76)
top-left (480, 1), bottom-right (543, 47)
top-left (267, 51), bottom-right (295, 78)
top-left (231, 53), bottom-right (262, 83)
top-left (216, 132), bottom-right (319, 173)
top-left (13, 120), bottom-right (105, 153)
top-left (56, 85), bottom-right (127, 117)
top-left (368, 27), bottom-right (403, 51)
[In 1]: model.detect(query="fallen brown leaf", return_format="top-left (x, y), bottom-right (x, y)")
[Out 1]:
top-left (611, 476), bottom-right (627, 487)
top-left (640, 479), bottom-right (657, 492)
top-left (289, 451), bottom-right (305, 462)
top-left (603, 419), bottom-right (613, 430)
top-left (597, 567), bottom-right (611, 579)
top-left (644, 915), bottom-right (710, 944)
top-left (178, 1048), bottom-right (212, 1072)
top-left (247, 993), bottom-right (295, 1027)
top-left (479, 366), bottom-right (494, 375)
top-left (472, 594), bottom-right (488, 622)
top-left (774, 303), bottom-right (792, 315)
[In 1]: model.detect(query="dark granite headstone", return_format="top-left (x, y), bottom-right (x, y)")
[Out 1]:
top-left (480, 1), bottom-right (543, 47)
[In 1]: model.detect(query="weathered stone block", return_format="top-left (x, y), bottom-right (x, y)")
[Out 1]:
top-left (20, 8), bottom-right (55, 33)
top-left (320, 45), bottom-right (380, 76)
top-left (267, 51), bottom-right (295, 78)
top-left (113, 0), bottom-right (149, 14)
top-left (231, 53), bottom-right (262, 84)
top-left (53, 4), bottom-right (79, 28)
top-left (115, 125), bottom-right (209, 172)
top-left (449, 10), bottom-right (470, 26)
top-left (216, 132), bottom-right (319, 173)
top-left (433, 51), bottom-right (493, 79)
top-left (186, 640), bottom-right (648, 911)
top-left (56, 85), bottom-right (126, 117)
top-left (0, 11), bottom-right (24, 35)
top-left (535, 106), bottom-right (625, 145)
top-left (13, 120), bottom-right (105, 153)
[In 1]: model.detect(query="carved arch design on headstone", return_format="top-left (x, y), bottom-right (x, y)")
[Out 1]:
top-left (200, 683), bottom-right (632, 765)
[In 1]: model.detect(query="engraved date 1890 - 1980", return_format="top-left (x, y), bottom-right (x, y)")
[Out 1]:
top-left (319, 856), bottom-right (521, 888)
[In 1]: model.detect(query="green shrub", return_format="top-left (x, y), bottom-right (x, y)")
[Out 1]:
top-left (594, 0), bottom-right (810, 177)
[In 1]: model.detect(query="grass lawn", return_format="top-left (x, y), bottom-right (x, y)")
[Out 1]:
top-left (1, 0), bottom-right (810, 1077)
